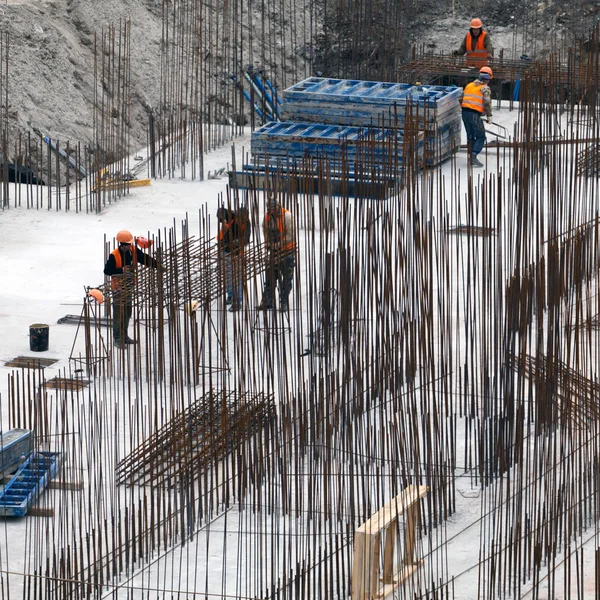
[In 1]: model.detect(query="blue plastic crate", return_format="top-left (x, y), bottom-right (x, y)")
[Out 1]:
top-left (0, 451), bottom-right (61, 517)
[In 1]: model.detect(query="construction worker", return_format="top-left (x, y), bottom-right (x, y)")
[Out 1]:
top-left (460, 66), bottom-right (493, 168)
top-left (257, 197), bottom-right (296, 312)
top-left (104, 230), bottom-right (157, 347)
top-left (453, 18), bottom-right (493, 68)
top-left (216, 206), bottom-right (244, 312)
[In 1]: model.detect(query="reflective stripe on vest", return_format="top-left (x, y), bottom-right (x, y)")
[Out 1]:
top-left (216, 219), bottom-right (234, 242)
top-left (266, 209), bottom-right (295, 251)
top-left (462, 82), bottom-right (484, 113)
top-left (465, 31), bottom-right (488, 67)
top-left (110, 247), bottom-right (137, 289)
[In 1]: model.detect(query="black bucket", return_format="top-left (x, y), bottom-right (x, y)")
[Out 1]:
top-left (29, 323), bottom-right (49, 352)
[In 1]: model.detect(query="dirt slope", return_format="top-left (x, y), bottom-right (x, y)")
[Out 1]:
top-left (3, 0), bottom-right (599, 153)
top-left (5, 0), bottom-right (162, 148)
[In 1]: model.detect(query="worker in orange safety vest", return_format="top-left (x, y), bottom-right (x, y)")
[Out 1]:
top-left (453, 18), bottom-right (493, 67)
top-left (103, 230), bottom-right (157, 347)
top-left (460, 66), bottom-right (493, 168)
top-left (216, 206), bottom-right (246, 312)
top-left (256, 196), bottom-right (297, 312)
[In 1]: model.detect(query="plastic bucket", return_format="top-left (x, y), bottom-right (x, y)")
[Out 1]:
top-left (29, 323), bottom-right (49, 352)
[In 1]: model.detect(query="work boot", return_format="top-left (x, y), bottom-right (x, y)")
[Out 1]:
top-left (279, 301), bottom-right (289, 312)
top-left (114, 338), bottom-right (125, 349)
top-left (256, 299), bottom-right (274, 310)
top-left (470, 156), bottom-right (483, 168)
top-left (228, 303), bottom-right (241, 313)
top-left (125, 336), bottom-right (137, 344)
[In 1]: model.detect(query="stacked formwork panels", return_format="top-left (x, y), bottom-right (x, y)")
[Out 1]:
top-left (251, 121), bottom-right (424, 165)
top-left (233, 77), bottom-right (462, 199)
top-left (245, 119), bottom-right (424, 198)
top-left (280, 77), bottom-right (463, 166)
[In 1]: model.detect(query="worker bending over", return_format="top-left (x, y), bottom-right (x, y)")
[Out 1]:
top-left (460, 66), bottom-right (493, 168)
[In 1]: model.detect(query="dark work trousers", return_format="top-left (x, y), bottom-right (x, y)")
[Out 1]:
top-left (263, 252), bottom-right (296, 305)
top-left (222, 252), bottom-right (243, 306)
top-left (113, 301), bottom-right (133, 341)
top-left (462, 109), bottom-right (486, 157)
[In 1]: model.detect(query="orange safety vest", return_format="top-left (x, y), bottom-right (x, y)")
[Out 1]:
top-left (461, 82), bottom-right (484, 113)
top-left (110, 247), bottom-right (137, 289)
top-left (266, 209), bottom-right (296, 251)
top-left (465, 31), bottom-right (489, 67)
top-left (217, 218), bottom-right (244, 255)
top-left (216, 219), bottom-right (234, 242)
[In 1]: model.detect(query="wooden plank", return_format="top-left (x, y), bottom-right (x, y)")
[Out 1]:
top-left (48, 480), bottom-right (83, 491)
top-left (356, 485), bottom-right (428, 533)
top-left (351, 532), bottom-right (366, 600)
top-left (351, 531), bottom-right (380, 600)
top-left (4, 356), bottom-right (58, 368)
top-left (403, 502), bottom-right (419, 567)
top-left (93, 178), bottom-right (151, 193)
top-left (370, 533), bottom-right (381, 598)
top-left (352, 485), bottom-right (429, 600)
top-left (373, 562), bottom-right (422, 599)
top-left (382, 523), bottom-right (396, 584)
top-left (28, 507), bottom-right (55, 518)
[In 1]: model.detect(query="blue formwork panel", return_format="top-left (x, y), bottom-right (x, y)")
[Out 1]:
top-left (251, 121), bottom-right (425, 166)
top-left (424, 114), bottom-right (462, 165)
top-left (0, 451), bottom-right (61, 517)
top-left (0, 429), bottom-right (33, 478)
top-left (229, 166), bottom-right (395, 200)
top-left (242, 158), bottom-right (398, 181)
top-left (281, 77), bottom-right (463, 129)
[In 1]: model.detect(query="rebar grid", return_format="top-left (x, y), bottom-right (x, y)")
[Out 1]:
top-left (4, 12), bottom-right (600, 600)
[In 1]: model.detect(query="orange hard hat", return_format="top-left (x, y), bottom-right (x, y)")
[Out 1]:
top-left (116, 230), bottom-right (134, 244)
top-left (135, 236), bottom-right (153, 249)
top-left (479, 66), bottom-right (493, 79)
top-left (470, 18), bottom-right (483, 28)
top-left (88, 288), bottom-right (105, 304)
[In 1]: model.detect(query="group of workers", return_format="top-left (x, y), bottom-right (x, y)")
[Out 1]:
top-left (216, 197), bottom-right (296, 313)
top-left (104, 198), bottom-right (296, 347)
top-left (103, 17), bottom-right (495, 346)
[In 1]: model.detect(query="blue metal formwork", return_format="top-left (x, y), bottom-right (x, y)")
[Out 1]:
top-left (229, 159), bottom-right (396, 200)
top-left (251, 121), bottom-right (425, 166)
top-left (0, 429), bottom-right (33, 478)
top-left (0, 451), bottom-right (61, 517)
top-left (281, 77), bottom-right (463, 130)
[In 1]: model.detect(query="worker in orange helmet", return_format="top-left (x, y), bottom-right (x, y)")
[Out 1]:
top-left (216, 205), bottom-right (245, 312)
top-left (460, 66), bottom-right (493, 168)
top-left (257, 195), bottom-right (297, 312)
top-left (453, 18), bottom-right (493, 67)
top-left (103, 230), bottom-right (157, 348)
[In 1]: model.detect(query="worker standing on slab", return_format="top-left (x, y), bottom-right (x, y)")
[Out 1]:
top-left (216, 206), bottom-right (244, 312)
top-left (453, 18), bottom-right (493, 67)
top-left (460, 66), bottom-right (493, 168)
top-left (104, 230), bottom-right (157, 347)
top-left (257, 196), bottom-right (296, 312)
